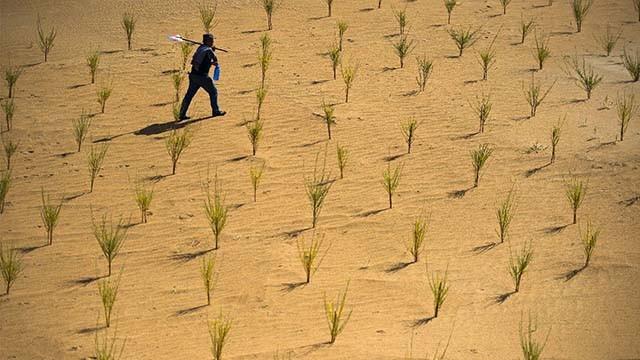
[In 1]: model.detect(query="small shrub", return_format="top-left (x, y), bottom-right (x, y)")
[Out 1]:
top-left (321, 100), bottom-right (336, 140)
top-left (3, 65), bottom-right (22, 98)
top-left (98, 273), bottom-right (121, 327)
top-left (426, 265), bottom-right (449, 318)
top-left (324, 281), bottom-right (352, 344)
top-left (382, 161), bottom-right (402, 209)
top-left (565, 177), bottom-right (587, 224)
top-left (262, 0), bottom-right (278, 30)
top-left (616, 92), bottom-right (638, 141)
top-left (97, 84), bottom-right (113, 114)
top-left (2, 99), bottom-right (15, 132)
top-left (533, 33), bottom-right (551, 70)
top-left (470, 93), bottom-right (492, 133)
top-left (392, 35), bottom-right (416, 69)
top-left (520, 312), bottom-right (549, 360)
top-left (336, 143), bottom-right (348, 179)
top-left (509, 240), bottom-right (533, 292)
top-left (500, 0), bottom-right (512, 14)
top-left (580, 220), bottom-right (599, 268)
top-left (401, 118), bottom-right (419, 154)
top-left (448, 26), bottom-right (481, 57)
top-left (259, 33), bottom-right (273, 88)
top-left (297, 233), bottom-right (328, 283)
top-left (444, 0), bottom-right (457, 24)
top-left (87, 51), bottom-right (100, 84)
top-left (416, 55), bottom-right (433, 92)
top-left (563, 56), bottom-right (603, 100)
top-left (594, 26), bottom-right (622, 56)
top-left (305, 151), bottom-right (333, 228)
top-left (72, 112), bottom-right (91, 153)
top-left (634, 0), bottom-right (640, 22)
top-left (172, 72), bottom-right (184, 103)
top-left (0, 171), bottom-right (9, 214)
top-left (550, 122), bottom-right (561, 163)
top-left (496, 189), bottom-right (516, 244)
top-left (394, 8), bottom-right (408, 35)
top-left (246, 118), bottom-right (264, 156)
top-left (93, 214), bottom-right (128, 277)
top-left (199, 1), bottom-right (218, 32)
top-left (37, 16), bottom-right (56, 62)
top-left (134, 182), bottom-right (153, 224)
top-left (249, 161), bottom-right (265, 202)
top-left (256, 86), bottom-right (268, 120)
top-left (324, 0), bottom-right (334, 17)
top-left (471, 143), bottom-right (493, 187)
top-left (406, 215), bottom-right (427, 263)
top-left (523, 75), bottom-right (555, 117)
top-left (203, 172), bottom-right (228, 250)
top-left (622, 47), bottom-right (640, 82)
top-left (337, 21), bottom-right (349, 51)
top-left (0, 243), bottom-right (22, 295)
top-left (165, 129), bottom-right (192, 175)
top-left (209, 314), bottom-right (232, 360)
top-left (201, 255), bottom-right (216, 305)
top-left (341, 62), bottom-right (357, 103)
top-left (40, 190), bottom-right (62, 246)
top-left (88, 144), bottom-right (109, 192)
top-left (179, 36), bottom-right (194, 71)
top-left (172, 101), bottom-right (181, 122)
top-left (328, 44), bottom-right (341, 80)
top-left (121, 11), bottom-right (137, 51)
top-left (572, 0), bottom-right (593, 33)
top-left (519, 16), bottom-right (535, 45)
top-left (478, 32), bottom-right (498, 80)
top-left (95, 326), bottom-right (126, 360)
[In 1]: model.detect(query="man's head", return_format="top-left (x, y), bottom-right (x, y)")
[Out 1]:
top-left (203, 33), bottom-right (214, 47)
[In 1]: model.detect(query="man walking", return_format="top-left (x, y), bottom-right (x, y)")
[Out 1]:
top-left (178, 33), bottom-right (226, 120)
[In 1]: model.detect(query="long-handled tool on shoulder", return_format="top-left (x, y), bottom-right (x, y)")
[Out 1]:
top-left (168, 34), bottom-right (229, 53)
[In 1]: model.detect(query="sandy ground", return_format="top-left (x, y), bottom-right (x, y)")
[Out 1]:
top-left (1, 0), bottom-right (639, 359)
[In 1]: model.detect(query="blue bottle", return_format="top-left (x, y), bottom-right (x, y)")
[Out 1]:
top-left (213, 65), bottom-right (220, 81)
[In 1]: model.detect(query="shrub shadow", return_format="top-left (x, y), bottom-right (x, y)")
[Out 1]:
top-left (525, 162), bottom-right (550, 177)
top-left (494, 291), bottom-right (515, 304)
top-left (77, 324), bottom-right (106, 334)
top-left (448, 186), bottom-right (474, 199)
top-left (385, 261), bottom-right (413, 273)
top-left (356, 208), bottom-right (386, 217)
top-left (67, 83), bottom-right (89, 89)
top-left (168, 248), bottom-right (213, 263)
top-left (543, 224), bottom-right (569, 234)
top-left (620, 195), bottom-right (639, 207)
top-left (384, 153), bottom-right (405, 162)
top-left (175, 304), bottom-right (208, 316)
top-left (69, 275), bottom-right (104, 287)
top-left (227, 155), bottom-right (249, 162)
top-left (411, 316), bottom-right (434, 327)
top-left (18, 244), bottom-right (47, 254)
top-left (472, 242), bottom-right (497, 254)
top-left (558, 265), bottom-right (586, 282)
top-left (280, 281), bottom-right (306, 293)
top-left (282, 227), bottom-right (311, 238)
top-left (311, 79), bottom-right (330, 85)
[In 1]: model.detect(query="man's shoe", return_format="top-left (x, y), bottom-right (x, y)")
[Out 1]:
top-left (212, 110), bottom-right (226, 117)
top-left (178, 115), bottom-right (190, 122)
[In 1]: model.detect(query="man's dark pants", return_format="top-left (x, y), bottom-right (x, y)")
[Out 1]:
top-left (179, 72), bottom-right (220, 118)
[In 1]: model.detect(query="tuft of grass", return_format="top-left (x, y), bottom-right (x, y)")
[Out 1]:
top-left (297, 233), bottom-right (328, 283)
top-left (97, 84), bottom-right (113, 113)
top-left (328, 44), bottom-right (341, 80)
top-left (572, 0), bottom-right (593, 33)
top-left (87, 51), bottom-right (100, 84)
top-left (0, 243), bottom-right (22, 295)
top-left (249, 161), bottom-right (265, 202)
top-left (325, 0), bottom-right (334, 17)
top-left (509, 240), bottom-right (533, 293)
top-left (172, 72), bottom-right (184, 103)
top-left (519, 16), bottom-right (535, 45)
top-left (406, 215), bottom-right (427, 263)
top-left (40, 189), bottom-right (62, 246)
top-left (615, 92), bottom-right (638, 141)
top-left (95, 326), bottom-right (126, 360)
top-left (134, 182), bottom-right (153, 224)
top-left (394, 8), bottom-right (408, 35)
top-left (594, 26), bottom-right (622, 57)
top-left (321, 100), bottom-right (336, 140)
top-left (201, 255), bottom-right (216, 305)
top-left (172, 101), bottom-right (182, 122)
top-left (382, 161), bottom-right (402, 209)
top-left (478, 31), bottom-right (499, 80)
top-left (444, 0), bottom-right (457, 24)
top-left (0, 150), bottom-right (15, 177)
top-left (565, 177), bottom-right (587, 224)
top-left (416, 55), bottom-right (433, 93)
top-left (305, 151), bottom-right (333, 228)
top-left (179, 37), bottom-right (194, 71)
top-left (520, 312), bottom-right (549, 360)
top-left (392, 35), bottom-right (416, 69)
top-left (426, 264), bottom-right (449, 318)
top-left (471, 143), bottom-right (493, 187)
top-left (447, 26), bottom-right (480, 57)
top-left (324, 281), bottom-right (352, 344)
top-left (341, 62), bottom-right (357, 103)
top-left (3, 65), bottom-right (22, 98)
top-left (635, 0), bottom-right (640, 22)
top-left (246, 118), bottom-right (264, 156)
top-left (622, 47), bottom-right (640, 82)
top-left (550, 121), bottom-right (561, 164)
top-left (259, 33), bottom-right (273, 88)
top-left (496, 189), bottom-right (516, 244)
top-left (203, 172), bottom-right (229, 250)
top-left (2, 99), bottom-right (15, 132)
top-left (256, 86), bottom-right (268, 120)
top-left (0, 171), bottom-right (10, 214)
top-left (209, 313), bottom-right (232, 360)
top-left (336, 143), bottom-right (348, 179)
top-left (37, 15), bottom-right (57, 62)
top-left (470, 93), bottom-right (492, 133)
top-left (337, 21), bottom-right (349, 51)
top-left (165, 129), bottom-right (192, 175)
top-left (580, 220), bottom-right (599, 268)
top-left (88, 144), bottom-right (109, 193)
top-left (98, 272), bottom-right (121, 327)
top-left (523, 75), bottom-right (555, 117)
top-left (262, 0), bottom-right (278, 30)
top-left (563, 55), bottom-right (603, 100)
top-left (532, 32), bottom-right (551, 70)
top-left (401, 118), bottom-right (419, 154)
top-left (499, 0), bottom-right (512, 14)
top-left (72, 111), bottom-right (92, 153)
top-left (199, 1), bottom-right (218, 32)
top-left (121, 11), bottom-right (137, 50)
top-left (92, 214), bottom-right (128, 277)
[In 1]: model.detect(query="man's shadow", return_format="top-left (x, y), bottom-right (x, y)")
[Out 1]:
top-left (134, 116), bottom-right (213, 137)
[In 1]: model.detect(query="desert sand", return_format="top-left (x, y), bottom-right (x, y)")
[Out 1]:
top-left (1, 0), bottom-right (639, 359)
